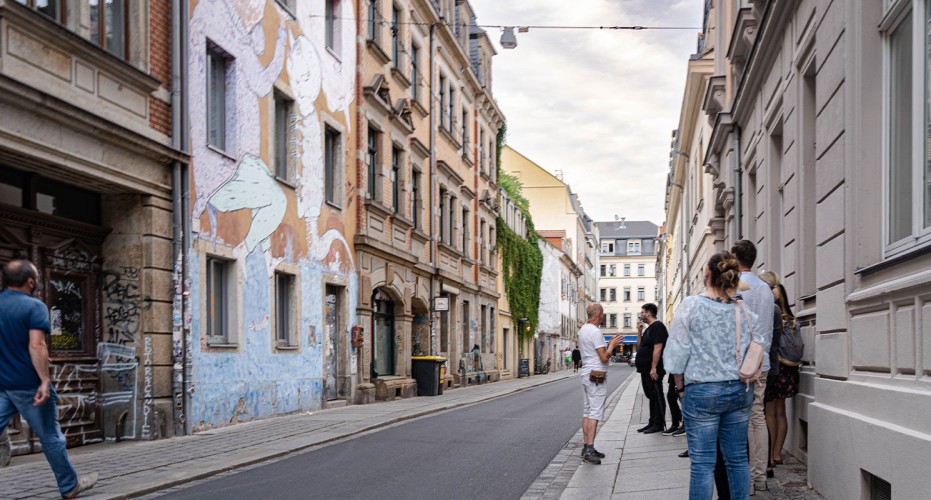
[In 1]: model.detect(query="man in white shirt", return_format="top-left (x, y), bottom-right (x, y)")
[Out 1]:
top-left (578, 303), bottom-right (622, 465)
top-left (732, 240), bottom-right (775, 494)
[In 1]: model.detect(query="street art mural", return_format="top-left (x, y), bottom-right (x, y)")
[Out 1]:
top-left (187, 0), bottom-right (358, 430)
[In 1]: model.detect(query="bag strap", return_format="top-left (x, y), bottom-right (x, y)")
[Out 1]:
top-left (735, 302), bottom-right (742, 367)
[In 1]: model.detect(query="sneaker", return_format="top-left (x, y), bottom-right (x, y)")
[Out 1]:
top-left (63, 473), bottom-right (98, 499)
top-left (581, 450), bottom-right (602, 465)
top-left (662, 424), bottom-right (681, 436)
top-left (589, 448), bottom-right (606, 459)
top-left (678, 450), bottom-right (690, 458)
top-left (642, 425), bottom-right (664, 434)
top-left (672, 427), bottom-right (687, 437)
top-left (636, 424), bottom-right (652, 432)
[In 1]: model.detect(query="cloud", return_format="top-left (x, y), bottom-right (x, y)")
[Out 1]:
top-left (471, 0), bottom-right (702, 225)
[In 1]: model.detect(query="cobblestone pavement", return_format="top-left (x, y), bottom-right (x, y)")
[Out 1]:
top-left (523, 377), bottom-right (825, 500)
top-left (0, 370), bottom-right (576, 499)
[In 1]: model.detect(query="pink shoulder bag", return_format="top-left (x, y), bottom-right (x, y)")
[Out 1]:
top-left (736, 301), bottom-right (764, 386)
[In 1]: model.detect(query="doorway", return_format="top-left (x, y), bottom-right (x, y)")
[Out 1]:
top-left (324, 285), bottom-right (341, 400)
top-left (371, 289), bottom-right (395, 377)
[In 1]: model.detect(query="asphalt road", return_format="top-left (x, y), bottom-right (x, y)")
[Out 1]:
top-left (158, 363), bottom-right (634, 500)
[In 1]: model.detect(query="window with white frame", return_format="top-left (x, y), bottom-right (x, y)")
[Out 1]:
top-left (624, 287), bottom-right (631, 302)
top-left (600, 264), bottom-right (607, 276)
top-left (601, 241), bottom-right (614, 253)
top-left (325, 126), bottom-right (341, 205)
top-left (367, 0), bottom-right (379, 42)
top-left (391, 5), bottom-right (401, 68)
top-left (883, 0), bottom-right (931, 254)
top-left (623, 313), bottom-right (631, 328)
top-left (207, 43), bottom-right (232, 152)
top-left (637, 263), bottom-right (645, 276)
top-left (600, 288), bottom-right (607, 301)
top-left (392, 146), bottom-right (402, 214)
top-left (637, 287), bottom-right (645, 301)
top-left (206, 257), bottom-right (231, 344)
top-left (609, 264), bottom-right (616, 276)
top-left (411, 42), bottom-right (420, 102)
top-left (275, 272), bottom-right (295, 346)
top-left (609, 314), bottom-right (617, 329)
top-left (624, 264), bottom-right (631, 276)
top-left (627, 240), bottom-right (642, 255)
top-left (325, 0), bottom-right (340, 52)
top-left (609, 288), bottom-right (616, 302)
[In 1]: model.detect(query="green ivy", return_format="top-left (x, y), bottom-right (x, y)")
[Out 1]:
top-left (495, 122), bottom-right (543, 341)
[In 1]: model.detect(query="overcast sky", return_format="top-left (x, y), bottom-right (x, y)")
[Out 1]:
top-left (471, 0), bottom-right (702, 226)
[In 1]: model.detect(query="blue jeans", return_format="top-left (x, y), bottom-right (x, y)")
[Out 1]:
top-left (682, 380), bottom-right (754, 500)
top-left (0, 387), bottom-right (78, 495)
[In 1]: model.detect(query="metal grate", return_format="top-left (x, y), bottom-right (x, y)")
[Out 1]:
top-left (870, 473), bottom-right (891, 500)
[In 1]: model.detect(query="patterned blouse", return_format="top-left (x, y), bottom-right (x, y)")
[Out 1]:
top-left (663, 295), bottom-right (761, 386)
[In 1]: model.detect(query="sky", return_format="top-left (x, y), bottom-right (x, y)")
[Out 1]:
top-left (470, 0), bottom-right (703, 226)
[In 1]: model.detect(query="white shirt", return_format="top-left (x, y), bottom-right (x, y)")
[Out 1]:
top-left (578, 323), bottom-right (607, 377)
top-left (739, 272), bottom-right (775, 372)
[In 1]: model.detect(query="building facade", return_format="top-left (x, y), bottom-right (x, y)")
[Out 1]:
top-left (666, 0), bottom-right (931, 497)
top-left (595, 221), bottom-right (659, 355)
top-left (353, 0), bottom-right (503, 401)
top-left (495, 187), bottom-right (527, 379)
top-left (0, 0), bottom-right (184, 453)
top-left (538, 231), bottom-right (583, 371)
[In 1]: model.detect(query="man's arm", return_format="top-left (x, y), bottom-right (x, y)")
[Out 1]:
top-left (649, 342), bottom-right (664, 380)
top-left (596, 336), bottom-right (622, 364)
top-left (28, 329), bottom-right (51, 406)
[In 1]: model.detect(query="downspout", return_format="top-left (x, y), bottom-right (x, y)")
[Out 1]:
top-left (733, 124), bottom-right (743, 241)
top-left (428, 21), bottom-right (438, 355)
top-left (170, 0), bottom-right (192, 436)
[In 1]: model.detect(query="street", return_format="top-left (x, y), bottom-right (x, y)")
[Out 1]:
top-left (157, 364), bottom-right (633, 500)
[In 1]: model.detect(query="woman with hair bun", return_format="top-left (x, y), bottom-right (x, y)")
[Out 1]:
top-left (664, 251), bottom-right (759, 499)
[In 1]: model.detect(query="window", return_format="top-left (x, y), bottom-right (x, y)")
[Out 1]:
top-left (628, 240), bottom-right (642, 255)
top-left (439, 76), bottom-right (447, 129)
top-left (448, 87), bottom-right (456, 131)
top-left (275, 273), bottom-right (294, 345)
top-left (883, 1), bottom-right (931, 254)
top-left (609, 314), bottom-right (617, 329)
top-left (91, 0), bottom-right (128, 58)
top-left (637, 287), bottom-right (645, 301)
top-left (637, 264), bottom-right (645, 277)
top-left (206, 258), bottom-right (230, 344)
top-left (439, 189), bottom-right (446, 241)
top-left (480, 220), bottom-right (487, 264)
top-left (367, 127), bottom-right (379, 199)
top-left (325, 126), bottom-right (340, 205)
top-left (479, 130), bottom-right (486, 173)
top-left (609, 264), bottom-right (616, 276)
top-left (624, 264), bottom-right (631, 276)
top-left (412, 170), bottom-right (421, 229)
top-left (600, 288), bottom-right (607, 301)
top-left (609, 288), bottom-right (616, 302)
top-left (624, 287), bottom-right (631, 302)
top-left (462, 109), bottom-right (469, 150)
top-left (448, 196), bottom-right (456, 244)
top-left (274, 93), bottom-right (294, 181)
top-left (601, 241), bottom-right (614, 253)
top-left (462, 207), bottom-right (469, 255)
top-left (392, 147), bottom-right (402, 214)
top-left (18, 0), bottom-right (64, 22)
top-left (367, 0), bottom-right (378, 41)
top-left (325, 0), bottom-right (339, 51)
top-left (600, 264), bottom-right (607, 277)
top-left (0, 167), bottom-right (101, 225)
top-left (391, 5), bottom-right (401, 68)
top-left (411, 43), bottom-right (420, 102)
top-left (207, 45), bottom-right (231, 151)
top-left (623, 313), bottom-right (631, 328)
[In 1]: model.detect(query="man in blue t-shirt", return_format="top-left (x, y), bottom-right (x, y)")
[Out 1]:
top-left (0, 259), bottom-right (97, 498)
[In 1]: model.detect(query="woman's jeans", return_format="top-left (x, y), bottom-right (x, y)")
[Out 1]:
top-left (0, 387), bottom-right (78, 495)
top-left (682, 380), bottom-right (754, 500)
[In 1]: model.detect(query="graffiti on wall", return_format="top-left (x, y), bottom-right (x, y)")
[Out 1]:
top-left (97, 342), bottom-right (138, 439)
top-left (103, 267), bottom-right (150, 345)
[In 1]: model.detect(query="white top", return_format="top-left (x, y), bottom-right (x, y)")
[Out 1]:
top-left (578, 323), bottom-right (607, 377)
top-left (738, 272), bottom-right (775, 372)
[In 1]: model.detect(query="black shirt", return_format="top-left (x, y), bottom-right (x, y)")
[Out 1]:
top-left (635, 321), bottom-right (669, 375)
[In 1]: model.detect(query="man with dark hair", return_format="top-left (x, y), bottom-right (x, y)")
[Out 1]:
top-left (635, 302), bottom-right (668, 434)
top-left (730, 240), bottom-right (774, 494)
top-left (0, 259), bottom-right (97, 498)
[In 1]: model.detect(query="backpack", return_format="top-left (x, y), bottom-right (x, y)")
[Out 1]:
top-left (778, 320), bottom-right (805, 365)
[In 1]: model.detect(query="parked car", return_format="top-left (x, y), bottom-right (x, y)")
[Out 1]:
top-left (628, 352), bottom-right (637, 367)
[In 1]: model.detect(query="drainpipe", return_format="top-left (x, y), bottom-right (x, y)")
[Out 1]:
top-left (428, 21), bottom-right (438, 356)
top-left (733, 124), bottom-right (743, 241)
top-left (170, 0), bottom-right (192, 436)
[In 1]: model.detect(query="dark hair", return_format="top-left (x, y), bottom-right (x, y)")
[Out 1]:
top-left (2, 259), bottom-right (37, 288)
top-left (641, 303), bottom-right (658, 318)
top-left (707, 251), bottom-right (741, 293)
top-left (731, 240), bottom-right (757, 268)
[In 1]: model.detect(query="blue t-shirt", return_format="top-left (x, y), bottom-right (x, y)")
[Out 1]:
top-left (0, 289), bottom-right (51, 390)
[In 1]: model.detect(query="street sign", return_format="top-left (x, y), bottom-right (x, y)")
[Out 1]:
top-left (434, 297), bottom-right (449, 312)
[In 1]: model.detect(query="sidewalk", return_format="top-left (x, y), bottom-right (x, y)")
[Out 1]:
top-left (527, 375), bottom-right (823, 499)
top-left (1, 370), bottom-right (576, 499)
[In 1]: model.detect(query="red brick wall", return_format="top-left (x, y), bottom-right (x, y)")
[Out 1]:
top-left (149, 0), bottom-right (172, 136)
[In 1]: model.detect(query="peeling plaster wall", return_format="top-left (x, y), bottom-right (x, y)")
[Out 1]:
top-left (187, 0), bottom-right (358, 429)
top-left (538, 241), bottom-right (561, 335)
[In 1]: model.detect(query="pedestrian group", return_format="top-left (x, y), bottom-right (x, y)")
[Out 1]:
top-left (577, 240), bottom-right (803, 500)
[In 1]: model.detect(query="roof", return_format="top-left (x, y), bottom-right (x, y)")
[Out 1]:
top-left (537, 229), bottom-right (566, 238)
top-left (594, 221), bottom-right (660, 239)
